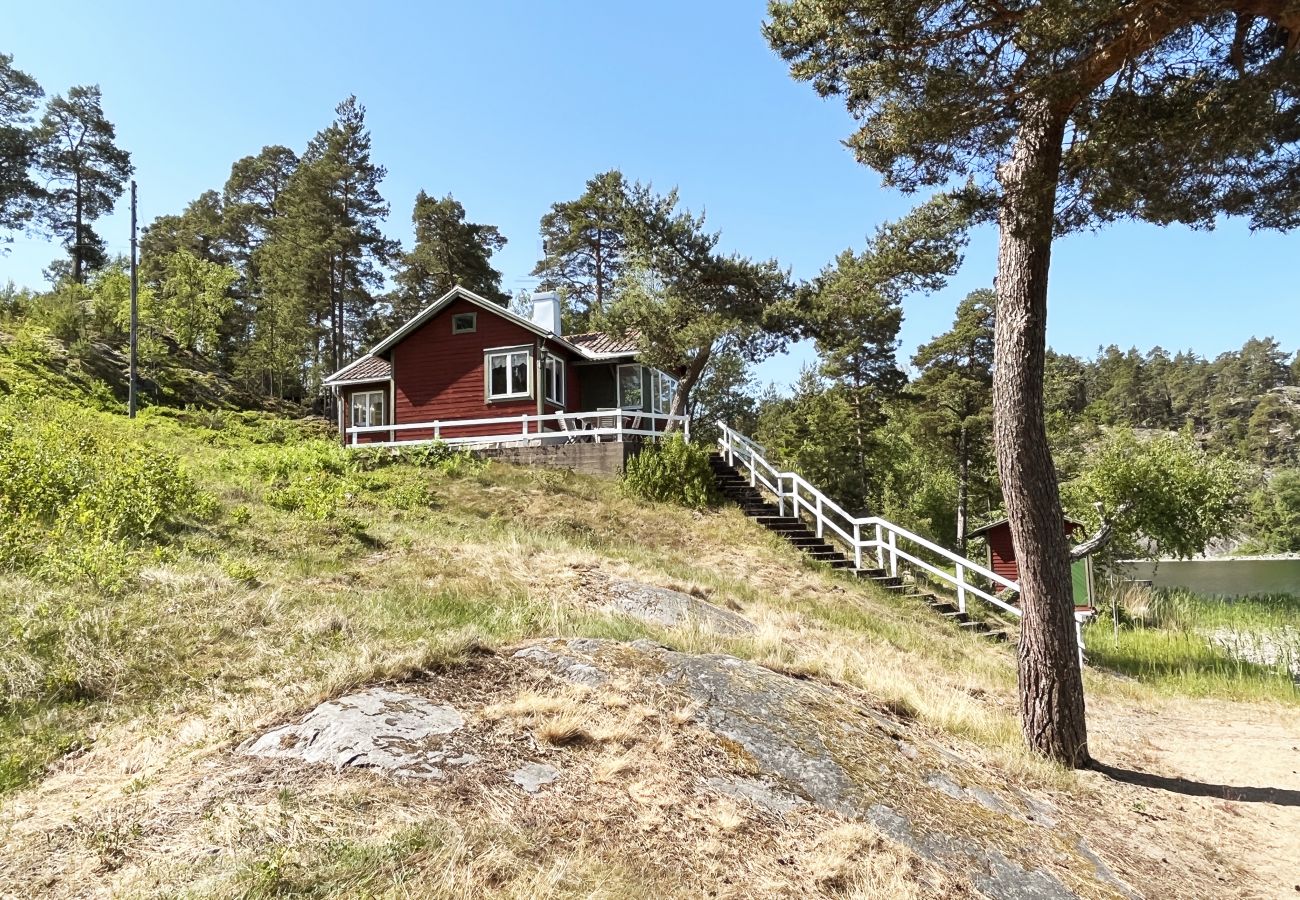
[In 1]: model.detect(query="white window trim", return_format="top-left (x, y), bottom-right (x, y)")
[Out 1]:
top-left (452, 312), bottom-right (477, 334)
top-left (545, 356), bottom-right (565, 405)
top-left (351, 389), bottom-right (386, 428)
top-left (485, 346), bottom-right (533, 400)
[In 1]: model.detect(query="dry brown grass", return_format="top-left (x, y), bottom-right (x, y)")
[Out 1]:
top-left (5, 456), bottom-right (1296, 897)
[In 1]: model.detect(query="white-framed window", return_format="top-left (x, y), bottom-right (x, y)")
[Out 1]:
top-left (617, 364), bottom-right (643, 409)
top-left (652, 370), bottom-right (677, 414)
top-left (544, 356), bottom-right (565, 405)
top-left (486, 347), bottom-right (532, 400)
top-left (350, 389), bottom-right (386, 428)
top-left (452, 312), bottom-right (476, 334)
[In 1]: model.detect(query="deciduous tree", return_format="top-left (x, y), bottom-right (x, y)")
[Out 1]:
top-left (768, 0), bottom-right (1300, 766)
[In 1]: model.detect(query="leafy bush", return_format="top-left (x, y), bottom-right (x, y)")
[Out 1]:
top-left (621, 435), bottom-right (717, 509)
top-left (0, 399), bottom-right (213, 590)
top-left (354, 440), bottom-right (484, 475)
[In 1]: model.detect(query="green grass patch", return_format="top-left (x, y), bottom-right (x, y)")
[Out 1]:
top-left (1085, 586), bottom-right (1300, 703)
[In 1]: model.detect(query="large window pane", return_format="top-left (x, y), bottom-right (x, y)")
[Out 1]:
top-left (351, 390), bottom-right (384, 427)
top-left (618, 365), bottom-right (642, 409)
top-left (490, 355), bottom-right (508, 396)
top-left (545, 357), bottom-right (564, 404)
top-left (510, 352), bottom-right (529, 394)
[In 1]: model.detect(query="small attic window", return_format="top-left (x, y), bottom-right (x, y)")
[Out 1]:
top-left (452, 312), bottom-right (476, 334)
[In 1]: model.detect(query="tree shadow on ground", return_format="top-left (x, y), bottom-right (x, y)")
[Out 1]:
top-left (1091, 761), bottom-right (1300, 807)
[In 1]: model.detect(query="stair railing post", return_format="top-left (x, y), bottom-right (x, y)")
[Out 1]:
top-left (434, 421), bottom-right (441, 441)
top-left (888, 529), bottom-right (898, 578)
top-left (875, 523), bottom-right (884, 568)
top-left (748, 454), bottom-right (756, 487)
top-left (791, 481), bottom-right (800, 520)
top-left (956, 562), bottom-right (966, 614)
top-left (683, 417), bottom-right (690, 444)
top-left (778, 475), bottom-right (786, 517)
top-left (853, 523), bottom-right (862, 569)
top-left (815, 495), bottom-right (824, 538)
top-left (1075, 617), bottom-right (1085, 668)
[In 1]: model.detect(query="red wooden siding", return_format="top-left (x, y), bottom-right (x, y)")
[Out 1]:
top-left (981, 521), bottom-right (1084, 584)
top-left (985, 530), bottom-right (1019, 582)
top-left (391, 297), bottom-right (580, 441)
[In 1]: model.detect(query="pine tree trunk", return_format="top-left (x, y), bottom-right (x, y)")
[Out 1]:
top-left (956, 423), bottom-right (969, 559)
top-left (666, 344), bottom-right (712, 434)
top-left (993, 101), bottom-right (1090, 768)
top-left (73, 170), bottom-right (83, 285)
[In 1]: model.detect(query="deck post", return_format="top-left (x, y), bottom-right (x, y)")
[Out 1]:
top-left (956, 563), bottom-right (966, 614)
top-left (434, 421), bottom-right (441, 441)
top-left (683, 417), bottom-right (690, 444)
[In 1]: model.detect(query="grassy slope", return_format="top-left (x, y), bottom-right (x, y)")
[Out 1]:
top-left (1, 325), bottom-right (1296, 896)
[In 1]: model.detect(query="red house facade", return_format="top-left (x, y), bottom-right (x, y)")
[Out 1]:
top-left (324, 287), bottom-right (685, 446)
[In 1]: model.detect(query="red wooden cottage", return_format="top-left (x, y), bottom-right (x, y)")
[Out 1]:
top-left (968, 516), bottom-right (1095, 608)
top-left (324, 287), bottom-right (686, 446)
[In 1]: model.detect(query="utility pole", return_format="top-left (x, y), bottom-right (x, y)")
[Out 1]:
top-left (128, 179), bottom-right (138, 418)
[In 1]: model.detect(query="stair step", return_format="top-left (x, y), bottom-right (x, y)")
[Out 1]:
top-left (845, 568), bottom-right (887, 579)
top-left (958, 620), bottom-right (990, 632)
top-left (756, 516), bottom-right (804, 527)
top-left (983, 631), bottom-right (1009, 643)
top-left (807, 549), bottom-right (846, 560)
top-left (787, 537), bottom-right (833, 549)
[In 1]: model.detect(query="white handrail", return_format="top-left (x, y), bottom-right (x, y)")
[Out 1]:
top-left (715, 421), bottom-right (1091, 665)
top-left (345, 410), bottom-right (690, 447)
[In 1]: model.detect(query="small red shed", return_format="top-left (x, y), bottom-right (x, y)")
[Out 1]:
top-left (969, 516), bottom-right (1094, 607)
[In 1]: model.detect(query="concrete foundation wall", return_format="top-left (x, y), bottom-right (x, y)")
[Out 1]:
top-left (473, 441), bottom-right (642, 476)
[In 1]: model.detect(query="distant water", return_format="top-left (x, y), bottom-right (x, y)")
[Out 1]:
top-left (1123, 558), bottom-right (1300, 596)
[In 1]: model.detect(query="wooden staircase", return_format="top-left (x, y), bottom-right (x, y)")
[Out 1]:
top-left (709, 452), bottom-right (1007, 642)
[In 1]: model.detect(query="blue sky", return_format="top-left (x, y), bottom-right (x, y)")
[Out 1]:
top-left (5, 1), bottom-right (1296, 389)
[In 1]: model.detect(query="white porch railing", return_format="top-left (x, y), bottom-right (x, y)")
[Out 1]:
top-left (347, 409), bottom-right (690, 448)
top-left (717, 421), bottom-right (1090, 665)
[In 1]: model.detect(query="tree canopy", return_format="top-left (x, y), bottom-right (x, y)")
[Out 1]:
top-left (393, 191), bottom-right (508, 317)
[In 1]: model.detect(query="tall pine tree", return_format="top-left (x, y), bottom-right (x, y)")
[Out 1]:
top-left (911, 289), bottom-right (997, 556)
top-left (533, 170), bottom-right (629, 332)
top-left (391, 191), bottom-right (508, 319)
top-left (0, 53), bottom-right (43, 238)
top-left (33, 85), bottom-right (132, 284)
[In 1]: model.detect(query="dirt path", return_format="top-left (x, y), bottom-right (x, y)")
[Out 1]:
top-left (1085, 700), bottom-right (1300, 899)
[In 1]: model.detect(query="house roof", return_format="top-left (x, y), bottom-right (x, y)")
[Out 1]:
top-left (968, 516), bottom-right (1086, 538)
top-left (324, 286), bottom-right (643, 384)
top-left (325, 354), bottom-right (392, 384)
top-left (367, 286), bottom-right (590, 360)
top-left (566, 329), bottom-right (642, 358)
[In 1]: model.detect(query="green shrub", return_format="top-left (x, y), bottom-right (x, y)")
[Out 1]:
top-left (621, 435), bottom-right (717, 509)
top-left (355, 440), bottom-right (484, 475)
top-left (0, 399), bottom-right (213, 590)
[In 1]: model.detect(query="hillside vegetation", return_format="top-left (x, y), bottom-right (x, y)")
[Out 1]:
top-left (1, 325), bottom-right (1298, 898)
